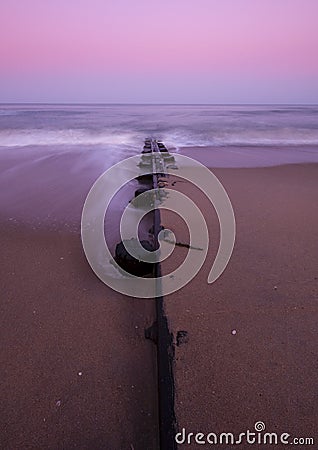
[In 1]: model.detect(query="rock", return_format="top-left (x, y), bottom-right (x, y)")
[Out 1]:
top-left (176, 330), bottom-right (189, 346)
top-left (114, 239), bottom-right (155, 276)
top-left (136, 174), bottom-right (153, 184)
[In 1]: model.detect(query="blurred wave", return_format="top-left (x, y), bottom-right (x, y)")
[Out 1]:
top-left (1, 104), bottom-right (318, 150)
top-left (0, 104), bottom-right (317, 228)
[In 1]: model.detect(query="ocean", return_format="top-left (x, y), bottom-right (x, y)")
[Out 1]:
top-left (1, 104), bottom-right (318, 229)
top-left (1, 104), bottom-right (318, 150)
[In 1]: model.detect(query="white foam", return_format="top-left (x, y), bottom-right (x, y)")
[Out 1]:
top-left (0, 129), bottom-right (138, 148)
top-left (163, 129), bottom-right (318, 149)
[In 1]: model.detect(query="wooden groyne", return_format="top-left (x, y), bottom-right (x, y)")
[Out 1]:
top-left (115, 139), bottom-right (177, 450)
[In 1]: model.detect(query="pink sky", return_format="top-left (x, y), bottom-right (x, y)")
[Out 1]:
top-left (1, 0), bottom-right (318, 103)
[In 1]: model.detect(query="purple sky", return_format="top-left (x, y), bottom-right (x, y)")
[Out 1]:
top-left (1, 0), bottom-right (318, 103)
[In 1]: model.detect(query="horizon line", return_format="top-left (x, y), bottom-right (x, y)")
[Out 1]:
top-left (1, 102), bottom-right (318, 106)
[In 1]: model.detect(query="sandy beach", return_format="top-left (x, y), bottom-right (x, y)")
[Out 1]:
top-left (1, 136), bottom-right (318, 449)
top-left (160, 160), bottom-right (318, 447)
top-left (0, 221), bottom-right (159, 449)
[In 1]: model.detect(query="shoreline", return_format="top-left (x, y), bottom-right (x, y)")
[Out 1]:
top-left (178, 144), bottom-right (318, 167)
top-left (0, 151), bottom-right (317, 228)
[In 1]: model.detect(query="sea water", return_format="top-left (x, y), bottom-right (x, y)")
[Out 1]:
top-left (1, 104), bottom-right (318, 227)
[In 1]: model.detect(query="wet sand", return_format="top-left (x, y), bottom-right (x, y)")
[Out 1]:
top-left (179, 144), bottom-right (318, 168)
top-left (160, 162), bottom-right (318, 447)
